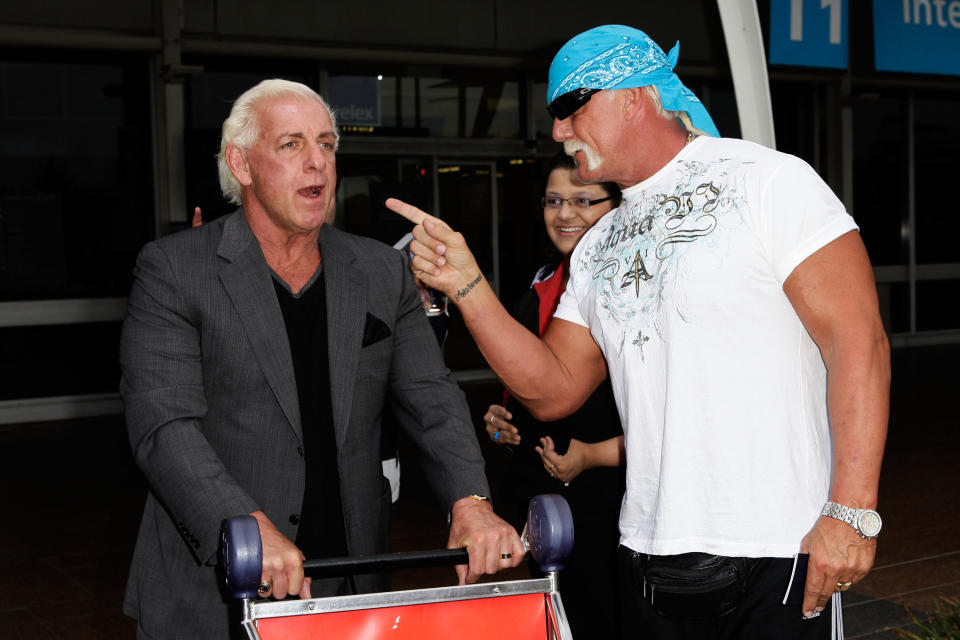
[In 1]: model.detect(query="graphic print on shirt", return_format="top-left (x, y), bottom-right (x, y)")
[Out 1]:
top-left (574, 156), bottom-right (749, 357)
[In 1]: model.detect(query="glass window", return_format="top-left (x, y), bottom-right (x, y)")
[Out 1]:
top-left (496, 156), bottom-right (552, 310)
top-left (0, 54), bottom-right (153, 300)
top-left (376, 75), bottom-right (418, 131)
top-left (0, 323), bottom-right (122, 400)
top-left (532, 80), bottom-right (553, 143)
top-left (853, 95), bottom-right (907, 266)
top-left (916, 279), bottom-right (960, 332)
top-left (437, 161), bottom-right (496, 284)
top-left (418, 75), bottom-right (520, 139)
top-left (698, 83), bottom-right (740, 140)
top-left (470, 80), bottom-right (521, 139)
top-left (429, 82), bottom-right (467, 138)
top-left (914, 95), bottom-right (960, 265)
top-left (334, 154), bottom-right (430, 244)
top-left (770, 82), bottom-right (823, 169)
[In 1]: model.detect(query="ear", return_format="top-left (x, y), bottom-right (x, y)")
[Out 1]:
top-left (620, 87), bottom-right (646, 121)
top-left (225, 144), bottom-right (252, 187)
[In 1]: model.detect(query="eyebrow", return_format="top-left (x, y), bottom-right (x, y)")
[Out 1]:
top-left (277, 131), bottom-right (336, 143)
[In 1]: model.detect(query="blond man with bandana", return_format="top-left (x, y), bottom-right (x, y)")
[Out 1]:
top-left (390, 25), bottom-right (889, 640)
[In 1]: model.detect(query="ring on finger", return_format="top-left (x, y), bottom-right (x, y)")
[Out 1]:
top-left (836, 581), bottom-right (852, 592)
top-left (258, 579), bottom-right (273, 595)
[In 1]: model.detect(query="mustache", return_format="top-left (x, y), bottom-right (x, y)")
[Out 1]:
top-left (563, 140), bottom-right (603, 171)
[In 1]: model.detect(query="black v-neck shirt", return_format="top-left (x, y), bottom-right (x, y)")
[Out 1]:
top-left (272, 266), bottom-right (348, 560)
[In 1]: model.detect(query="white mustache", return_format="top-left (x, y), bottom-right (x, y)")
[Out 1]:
top-left (563, 140), bottom-right (603, 171)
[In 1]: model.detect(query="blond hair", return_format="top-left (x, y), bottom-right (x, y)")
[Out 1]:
top-left (217, 79), bottom-right (339, 205)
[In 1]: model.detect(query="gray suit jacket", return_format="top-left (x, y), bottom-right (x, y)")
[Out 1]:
top-left (120, 211), bottom-right (488, 639)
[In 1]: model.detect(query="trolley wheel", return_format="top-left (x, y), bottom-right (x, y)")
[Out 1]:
top-left (221, 515), bottom-right (262, 599)
top-left (526, 494), bottom-right (574, 572)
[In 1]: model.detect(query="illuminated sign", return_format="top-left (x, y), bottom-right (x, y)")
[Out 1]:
top-left (873, 0), bottom-right (960, 75)
top-left (769, 0), bottom-right (849, 69)
top-left (329, 76), bottom-right (381, 127)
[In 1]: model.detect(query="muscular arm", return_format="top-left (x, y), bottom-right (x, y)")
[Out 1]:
top-left (785, 230), bottom-right (890, 617)
top-left (387, 198), bottom-right (607, 420)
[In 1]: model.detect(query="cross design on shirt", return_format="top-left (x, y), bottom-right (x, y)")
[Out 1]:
top-left (620, 250), bottom-right (653, 297)
top-left (632, 330), bottom-right (650, 360)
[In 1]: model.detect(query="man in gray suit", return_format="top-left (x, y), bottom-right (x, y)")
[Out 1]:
top-left (120, 79), bottom-right (523, 639)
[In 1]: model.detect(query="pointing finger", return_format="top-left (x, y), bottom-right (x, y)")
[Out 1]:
top-left (385, 198), bottom-right (430, 225)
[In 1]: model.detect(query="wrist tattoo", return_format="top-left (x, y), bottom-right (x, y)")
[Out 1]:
top-left (455, 273), bottom-right (482, 301)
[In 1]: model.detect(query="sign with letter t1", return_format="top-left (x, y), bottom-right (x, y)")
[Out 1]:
top-left (769, 0), bottom-right (849, 69)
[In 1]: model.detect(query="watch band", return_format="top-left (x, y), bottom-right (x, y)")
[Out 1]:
top-left (820, 501), bottom-right (882, 538)
top-left (821, 502), bottom-right (858, 525)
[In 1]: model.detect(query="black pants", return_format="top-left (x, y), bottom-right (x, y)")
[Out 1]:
top-left (617, 546), bottom-right (833, 640)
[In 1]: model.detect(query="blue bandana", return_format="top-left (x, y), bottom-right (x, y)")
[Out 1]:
top-left (547, 25), bottom-right (720, 138)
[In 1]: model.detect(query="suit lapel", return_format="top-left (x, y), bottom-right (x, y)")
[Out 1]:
top-left (218, 211), bottom-right (302, 442)
top-left (318, 225), bottom-right (364, 448)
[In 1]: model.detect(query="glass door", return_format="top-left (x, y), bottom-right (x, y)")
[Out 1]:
top-left (435, 161), bottom-right (498, 373)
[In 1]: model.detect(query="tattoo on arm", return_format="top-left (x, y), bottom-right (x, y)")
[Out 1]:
top-left (455, 274), bottom-right (483, 301)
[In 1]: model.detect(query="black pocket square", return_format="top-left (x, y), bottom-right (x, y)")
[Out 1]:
top-left (362, 313), bottom-right (392, 347)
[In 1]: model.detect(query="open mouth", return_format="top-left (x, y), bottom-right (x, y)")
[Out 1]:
top-left (558, 226), bottom-right (585, 234)
top-left (299, 185), bottom-right (323, 198)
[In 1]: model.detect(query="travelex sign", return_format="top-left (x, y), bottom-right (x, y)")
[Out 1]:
top-left (329, 76), bottom-right (381, 127)
top-left (873, 0), bottom-right (960, 75)
top-left (769, 0), bottom-right (960, 76)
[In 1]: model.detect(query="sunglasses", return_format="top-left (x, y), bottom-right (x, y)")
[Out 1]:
top-left (546, 88), bottom-right (600, 120)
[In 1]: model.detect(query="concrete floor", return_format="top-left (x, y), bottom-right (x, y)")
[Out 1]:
top-left (0, 344), bottom-right (956, 638)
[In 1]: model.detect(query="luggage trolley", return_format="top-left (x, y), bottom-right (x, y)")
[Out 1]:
top-left (221, 494), bottom-right (576, 640)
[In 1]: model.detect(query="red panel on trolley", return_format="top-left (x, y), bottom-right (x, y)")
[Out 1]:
top-left (255, 593), bottom-right (551, 640)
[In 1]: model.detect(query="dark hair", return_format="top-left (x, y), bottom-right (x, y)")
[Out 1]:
top-left (537, 151), bottom-right (622, 269)
top-left (542, 151), bottom-right (622, 207)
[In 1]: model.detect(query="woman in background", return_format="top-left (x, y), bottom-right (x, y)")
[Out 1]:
top-left (483, 152), bottom-right (625, 638)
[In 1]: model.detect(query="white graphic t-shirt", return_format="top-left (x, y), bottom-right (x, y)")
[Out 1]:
top-left (555, 136), bottom-right (858, 558)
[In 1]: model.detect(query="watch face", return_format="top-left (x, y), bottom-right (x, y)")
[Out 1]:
top-left (858, 510), bottom-right (882, 537)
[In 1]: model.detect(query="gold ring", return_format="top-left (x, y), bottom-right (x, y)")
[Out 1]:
top-left (258, 579), bottom-right (273, 595)
top-left (836, 581), bottom-right (852, 592)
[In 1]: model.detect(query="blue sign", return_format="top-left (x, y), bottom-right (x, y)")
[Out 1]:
top-left (769, 0), bottom-right (849, 69)
top-left (874, 1), bottom-right (960, 76)
top-left (329, 76), bottom-right (381, 127)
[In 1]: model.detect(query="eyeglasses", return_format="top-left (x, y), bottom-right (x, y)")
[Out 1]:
top-left (546, 88), bottom-right (600, 120)
top-left (541, 195), bottom-right (614, 210)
